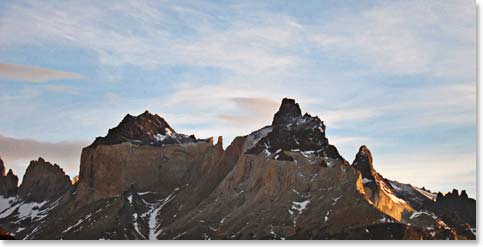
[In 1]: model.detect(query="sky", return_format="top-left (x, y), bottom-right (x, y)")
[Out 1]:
top-left (0, 0), bottom-right (476, 197)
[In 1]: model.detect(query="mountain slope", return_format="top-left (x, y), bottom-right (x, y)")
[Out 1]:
top-left (0, 98), bottom-right (475, 240)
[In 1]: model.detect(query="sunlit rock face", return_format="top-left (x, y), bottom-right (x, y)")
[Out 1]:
top-left (160, 99), bottom-right (389, 239)
top-left (0, 157), bottom-right (18, 197)
top-left (161, 145), bottom-right (388, 239)
top-left (18, 158), bottom-right (72, 202)
top-left (0, 98), bottom-right (473, 240)
top-left (351, 146), bottom-right (414, 223)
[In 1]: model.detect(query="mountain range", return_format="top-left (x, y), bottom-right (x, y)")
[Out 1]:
top-left (0, 98), bottom-right (476, 240)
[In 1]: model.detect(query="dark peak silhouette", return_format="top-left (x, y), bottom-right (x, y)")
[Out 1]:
top-left (247, 98), bottom-right (330, 157)
top-left (89, 110), bottom-right (198, 147)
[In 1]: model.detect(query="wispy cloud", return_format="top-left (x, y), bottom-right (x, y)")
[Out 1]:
top-left (44, 85), bottom-right (81, 95)
top-left (0, 0), bottom-right (475, 197)
top-left (217, 97), bottom-right (279, 126)
top-left (316, 108), bottom-right (380, 126)
top-left (0, 134), bottom-right (88, 180)
top-left (310, 0), bottom-right (475, 78)
top-left (0, 63), bottom-right (84, 83)
top-left (104, 92), bottom-right (122, 105)
top-left (0, 1), bottom-right (301, 75)
top-left (375, 150), bottom-right (476, 197)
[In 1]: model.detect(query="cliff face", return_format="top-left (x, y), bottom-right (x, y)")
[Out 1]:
top-left (0, 98), bottom-right (474, 240)
top-left (161, 144), bottom-right (387, 239)
top-left (432, 190), bottom-right (476, 232)
top-left (76, 140), bottom-right (226, 205)
top-left (0, 157), bottom-right (18, 197)
top-left (351, 146), bottom-right (414, 223)
top-left (18, 158), bottom-right (72, 202)
top-left (158, 100), bottom-right (397, 239)
top-left (75, 111), bottom-right (239, 206)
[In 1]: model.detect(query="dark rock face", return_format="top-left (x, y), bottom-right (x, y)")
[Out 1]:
top-left (432, 190), bottom-right (476, 228)
top-left (326, 223), bottom-right (456, 240)
top-left (18, 157), bottom-right (72, 202)
top-left (89, 111), bottom-right (198, 147)
top-left (0, 98), bottom-right (476, 240)
top-left (388, 180), bottom-right (435, 211)
top-left (0, 158), bottom-right (4, 176)
top-left (0, 157), bottom-right (18, 197)
top-left (247, 98), bottom-right (334, 158)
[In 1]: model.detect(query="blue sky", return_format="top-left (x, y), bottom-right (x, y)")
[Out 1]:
top-left (0, 0), bottom-right (476, 197)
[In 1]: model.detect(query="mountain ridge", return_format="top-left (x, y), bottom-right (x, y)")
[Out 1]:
top-left (0, 98), bottom-right (476, 240)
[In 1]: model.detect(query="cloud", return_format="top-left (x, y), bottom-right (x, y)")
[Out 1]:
top-left (0, 134), bottom-right (88, 181)
top-left (104, 92), bottom-right (122, 105)
top-left (316, 108), bottom-right (379, 126)
top-left (375, 150), bottom-right (476, 197)
top-left (44, 85), bottom-right (81, 95)
top-left (0, 0), bottom-right (474, 197)
top-left (0, 63), bottom-right (84, 83)
top-left (217, 97), bottom-right (279, 126)
top-left (0, 1), bottom-right (301, 75)
top-left (330, 136), bottom-right (371, 146)
top-left (310, 0), bottom-right (475, 78)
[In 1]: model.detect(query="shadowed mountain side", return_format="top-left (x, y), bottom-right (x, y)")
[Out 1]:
top-left (0, 98), bottom-right (474, 240)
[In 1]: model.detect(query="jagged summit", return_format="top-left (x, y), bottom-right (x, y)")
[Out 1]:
top-left (0, 157), bottom-right (5, 176)
top-left (18, 157), bottom-right (72, 202)
top-left (432, 189), bottom-right (476, 229)
top-left (437, 189), bottom-right (471, 201)
top-left (0, 98), bottom-right (476, 240)
top-left (0, 157), bottom-right (18, 197)
top-left (247, 98), bottom-right (331, 158)
top-left (352, 145), bottom-right (377, 189)
top-left (272, 98), bottom-right (302, 126)
top-left (89, 110), bottom-right (199, 147)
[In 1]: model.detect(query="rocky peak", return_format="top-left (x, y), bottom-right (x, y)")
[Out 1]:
top-left (89, 110), bottom-right (198, 147)
top-left (272, 98), bottom-right (302, 126)
top-left (247, 98), bottom-right (330, 156)
top-left (0, 157), bottom-right (5, 176)
top-left (18, 157), bottom-right (72, 202)
top-left (352, 146), bottom-right (375, 177)
top-left (6, 169), bottom-right (15, 177)
top-left (0, 157), bottom-right (18, 197)
top-left (437, 189), bottom-right (472, 202)
top-left (352, 145), bottom-right (378, 190)
top-left (460, 190), bottom-right (468, 199)
top-left (432, 189), bottom-right (476, 228)
top-left (216, 136), bottom-right (223, 148)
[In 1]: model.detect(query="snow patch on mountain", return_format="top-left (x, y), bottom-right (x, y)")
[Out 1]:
top-left (146, 187), bottom-right (179, 240)
top-left (0, 196), bottom-right (15, 213)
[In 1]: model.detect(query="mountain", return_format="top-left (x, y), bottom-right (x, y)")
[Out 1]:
top-left (0, 157), bottom-right (73, 239)
top-left (0, 98), bottom-right (476, 240)
top-left (0, 157), bottom-right (18, 197)
top-left (89, 110), bottom-right (198, 147)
